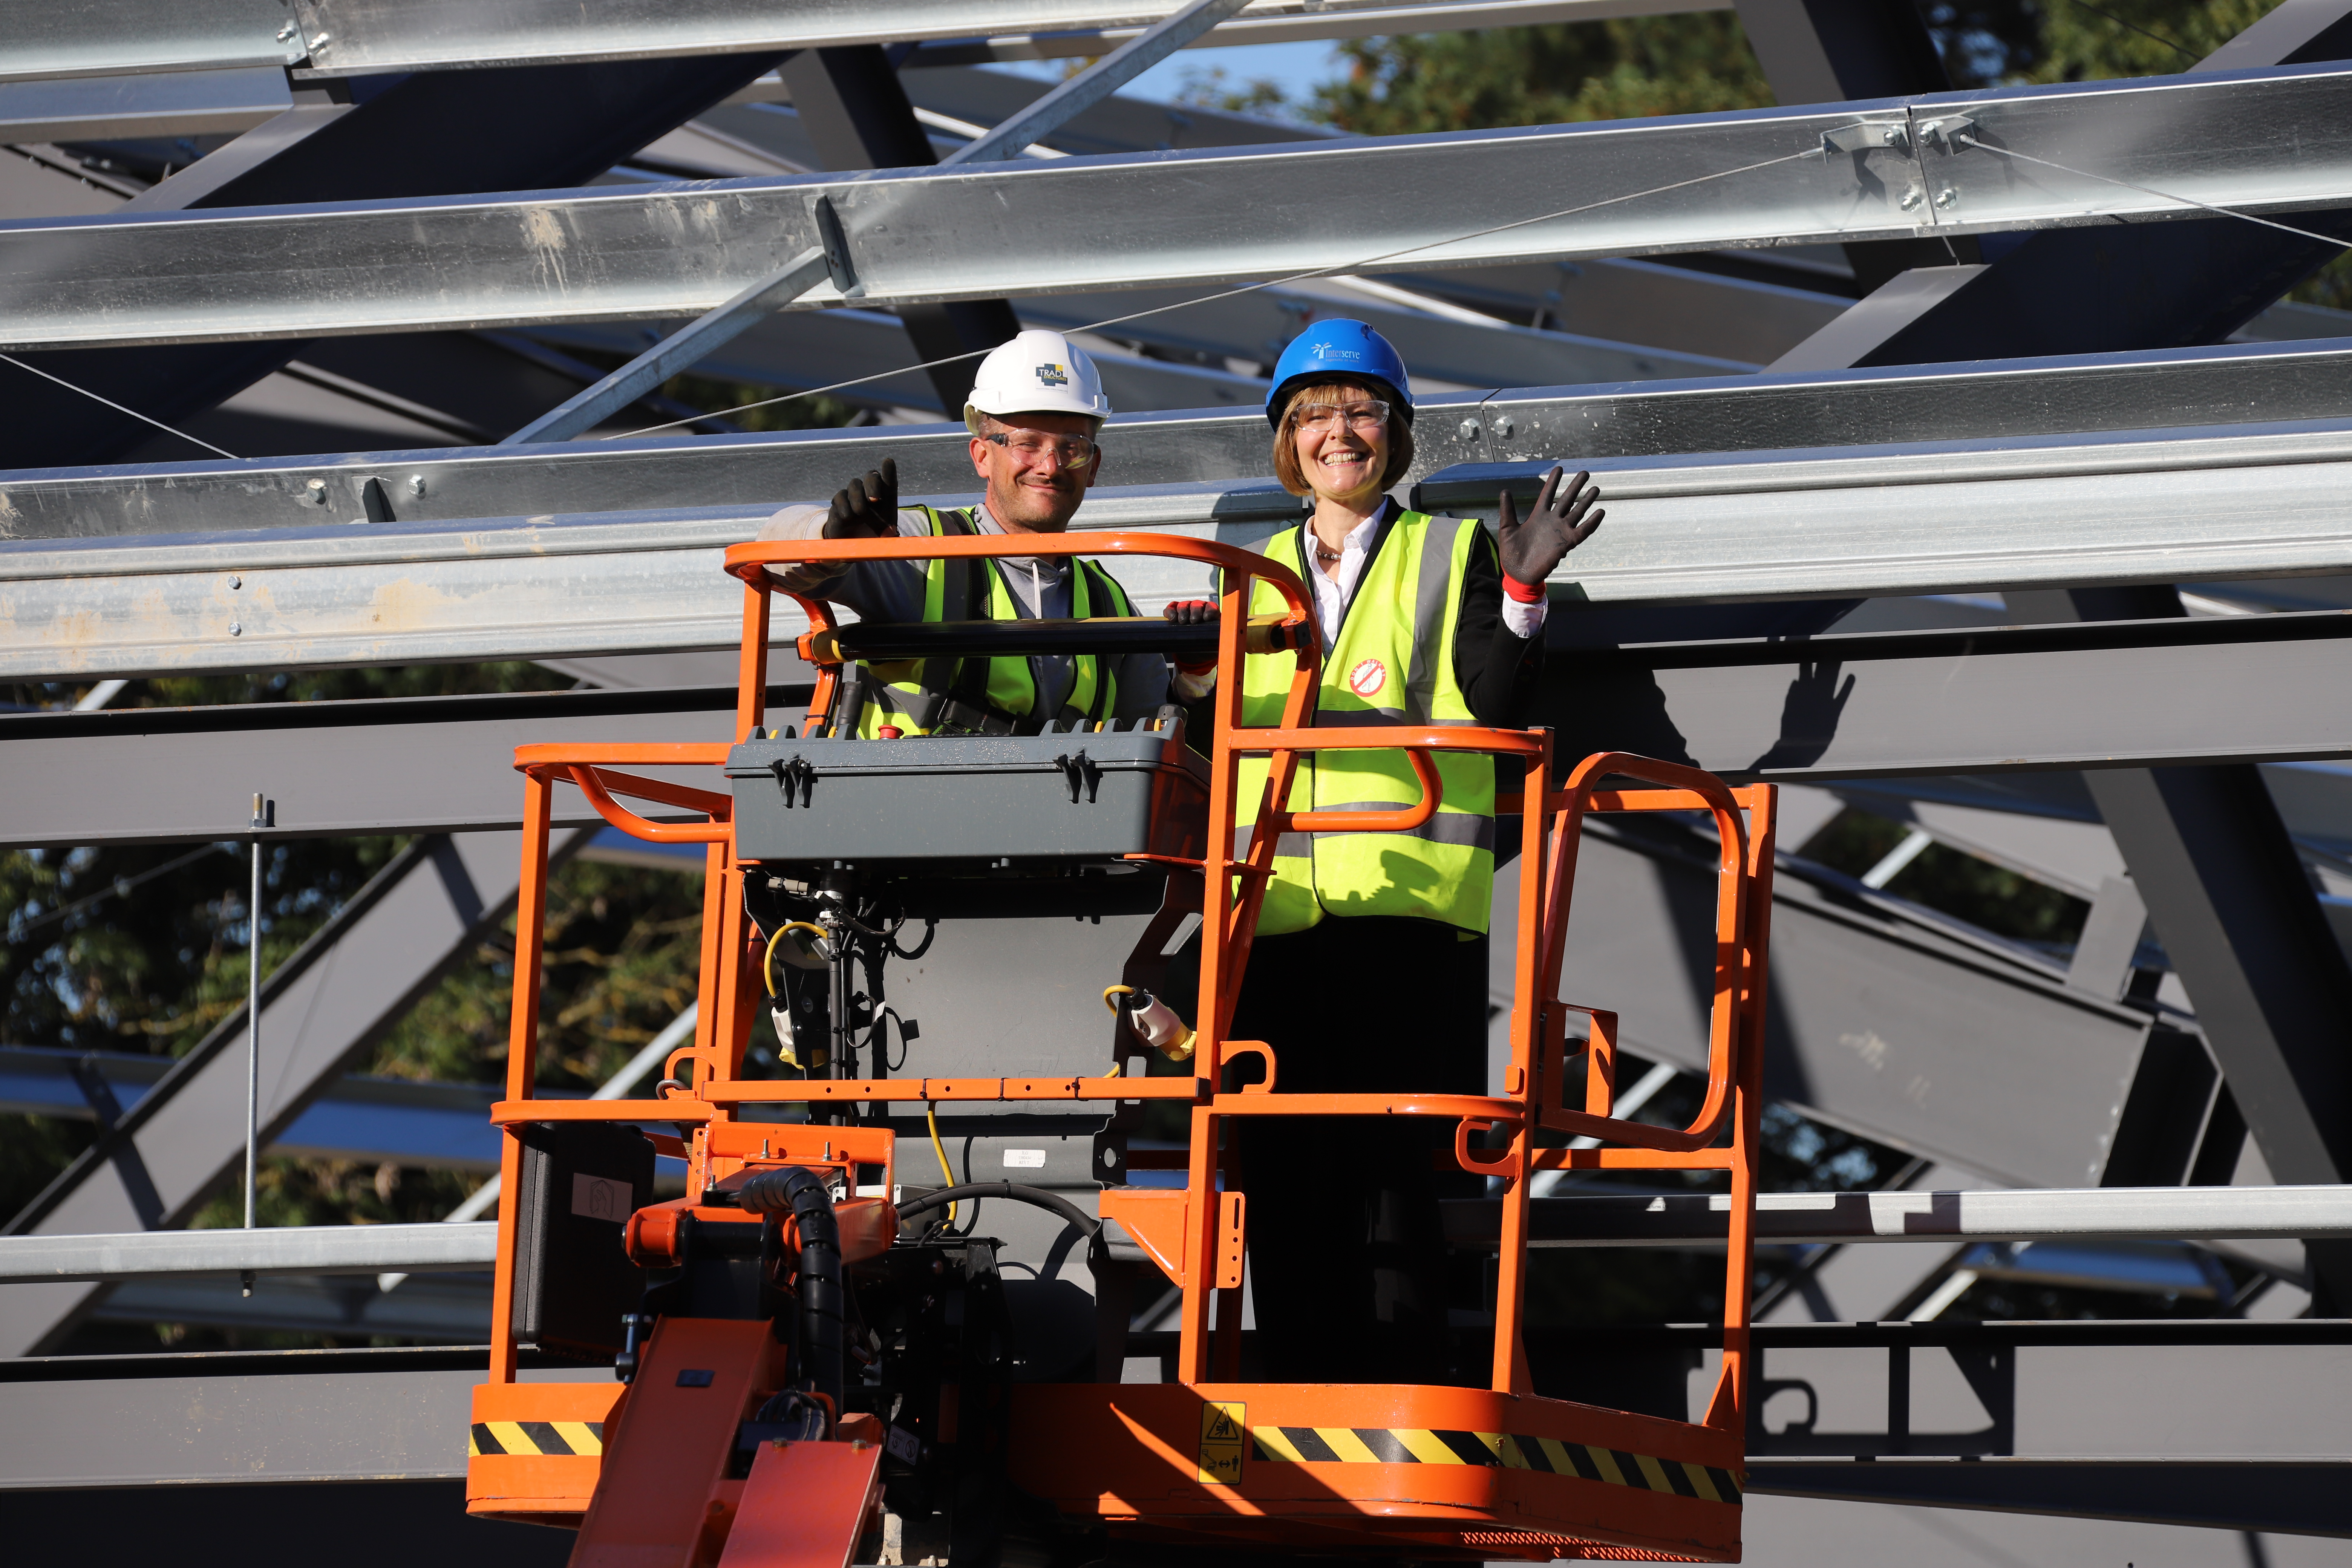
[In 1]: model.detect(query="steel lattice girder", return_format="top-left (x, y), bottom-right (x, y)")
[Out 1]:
top-left (9, 336), bottom-right (2352, 542)
top-left (11, 65), bottom-right (2352, 353)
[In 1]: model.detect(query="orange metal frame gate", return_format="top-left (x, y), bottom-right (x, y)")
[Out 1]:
top-left (467, 532), bottom-right (1775, 1564)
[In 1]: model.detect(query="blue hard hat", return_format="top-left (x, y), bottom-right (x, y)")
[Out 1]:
top-left (1264, 319), bottom-right (1414, 429)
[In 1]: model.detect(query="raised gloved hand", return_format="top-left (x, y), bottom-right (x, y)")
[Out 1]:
top-left (823, 458), bottom-right (898, 539)
top-left (1496, 465), bottom-right (1603, 601)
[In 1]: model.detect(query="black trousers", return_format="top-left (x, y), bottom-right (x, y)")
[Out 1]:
top-left (1170, 915), bottom-right (1488, 1384)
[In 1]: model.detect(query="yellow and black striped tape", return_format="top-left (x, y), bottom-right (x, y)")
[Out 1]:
top-left (469, 1420), bottom-right (605, 1458)
top-left (1250, 1426), bottom-right (1740, 1505)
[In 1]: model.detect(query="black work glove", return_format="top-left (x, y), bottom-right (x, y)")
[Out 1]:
top-left (1496, 465), bottom-right (1603, 590)
top-left (1164, 599), bottom-right (1219, 675)
top-left (823, 458), bottom-right (898, 539)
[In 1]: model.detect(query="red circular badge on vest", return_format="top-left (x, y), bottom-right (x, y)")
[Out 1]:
top-left (1347, 657), bottom-right (1388, 698)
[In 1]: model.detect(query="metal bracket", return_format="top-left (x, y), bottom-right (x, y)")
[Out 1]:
top-left (1915, 116), bottom-right (1979, 153)
top-left (1822, 121), bottom-right (1909, 156)
top-left (813, 194), bottom-right (862, 299)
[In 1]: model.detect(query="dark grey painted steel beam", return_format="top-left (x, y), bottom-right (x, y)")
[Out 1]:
top-left (0, 686), bottom-right (754, 847)
top-left (1438, 1184), bottom-right (2352, 1248)
top-left (12, 613), bottom-right (2352, 847)
top-left (0, 1349), bottom-right (608, 1488)
top-left (1746, 1459), bottom-right (2352, 1537)
top-left (0, 827), bottom-right (586, 1358)
top-left (1729, 0), bottom-right (1973, 292)
top-left (779, 46), bottom-right (1022, 414)
top-left (2013, 586), bottom-right (2352, 1314)
top-left (1492, 823), bottom-right (2170, 1189)
top-left (13, 335), bottom-right (2352, 542)
top-left (1541, 611), bottom-right (2352, 784)
top-left (0, 66), bottom-right (291, 143)
top-left (1852, 2), bottom-right (2352, 367)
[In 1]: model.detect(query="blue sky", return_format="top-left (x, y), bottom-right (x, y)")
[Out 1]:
top-left (992, 39), bottom-right (1348, 115)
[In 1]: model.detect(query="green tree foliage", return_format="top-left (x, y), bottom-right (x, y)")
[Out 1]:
top-left (1308, 14), bottom-right (1774, 136)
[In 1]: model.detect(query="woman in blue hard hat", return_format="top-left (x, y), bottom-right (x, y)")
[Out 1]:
top-left (1179, 319), bottom-right (1603, 1384)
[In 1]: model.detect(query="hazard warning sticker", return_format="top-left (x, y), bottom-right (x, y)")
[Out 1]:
top-left (1347, 657), bottom-right (1387, 698)
top-left (1197, 1401), bottom-right (1247, 1485)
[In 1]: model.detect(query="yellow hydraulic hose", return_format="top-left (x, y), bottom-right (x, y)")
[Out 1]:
top-left (924, 1098), bottom-right (957, 1225)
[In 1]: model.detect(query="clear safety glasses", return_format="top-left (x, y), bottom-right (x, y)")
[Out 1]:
top-left (984, 431), bottom-right (1099, 469)
top-left (1291, 399), bottom-right (1392, 435)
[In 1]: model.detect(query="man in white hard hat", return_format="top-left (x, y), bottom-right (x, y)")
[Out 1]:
top-left (759, 331), bottom-right (1212, 737)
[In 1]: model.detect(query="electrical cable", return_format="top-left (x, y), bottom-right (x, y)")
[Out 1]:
top-left (601, 145), bottom-right (1825, 440)
top-left (0, 352), bottom-right (240, 459)
top-left (1952, 131), bottom-right (2352, 252)
top-left (923, 1098), bottom-right (960, 1226)
top-left (763, 919), bottom-right (831, 996)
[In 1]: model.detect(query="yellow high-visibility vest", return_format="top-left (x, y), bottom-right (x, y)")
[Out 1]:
top-left (1236, 510), bottom-right (1495, 935)
top-left (852, 507), bottom-right (1133, 737)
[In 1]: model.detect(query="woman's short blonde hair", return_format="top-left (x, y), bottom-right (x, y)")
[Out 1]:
top-left (1271, 379), bottom-right (1415, 498)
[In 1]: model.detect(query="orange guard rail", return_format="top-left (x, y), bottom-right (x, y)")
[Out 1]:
top-left (478, 530), bottom-right (1776, 1561)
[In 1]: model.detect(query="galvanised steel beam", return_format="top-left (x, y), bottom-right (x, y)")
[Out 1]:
top-left (2, 51), bottom-right (789, 469)
top-left (11, 336), bottom-right (2352, 543)
top-left (14, 66), bottom-right (2352, 354)
top-left (0, 0), bottom-right (1687, 84)
top-left (0, 1223), bottom-right (497, 1283)
top-left (0, 482), bottom-right (1305, 681)
top-left (0, 828), bottom-right (588, 1358)
top-left (24, 420), bottom-right (2352, 681)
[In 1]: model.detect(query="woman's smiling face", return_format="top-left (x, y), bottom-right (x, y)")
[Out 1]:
top-left (1288, 379), bottom-right (1393, 509)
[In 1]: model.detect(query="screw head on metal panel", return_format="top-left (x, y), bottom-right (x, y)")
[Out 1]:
top-left (1899, 189), bottom-right (1923, 211)
top-left (1935, 188), bottom-right (1958, 209)
top-left (228, 622), bottom-right (242, 637)
top-left (227, 574), bottom-right (242, 590)
top-left (1459, 419), bottom-right (1481, 440)
top-left (1494, 415), bottom-right (1515, 438)
top-left (304, 478), bottom-right (327, 503)
top-left (276, 21), bottom-right (297, 42)
top-left (309, 32), bottom-right (330, 49)
top-left (407, 475), bottom-right (427, 496)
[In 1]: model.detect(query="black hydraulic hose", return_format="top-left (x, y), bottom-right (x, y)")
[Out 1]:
top-left (738, 1167), bottom-right (845, 1413)
top-left (895, 1182), bottom-right (1103, 1253)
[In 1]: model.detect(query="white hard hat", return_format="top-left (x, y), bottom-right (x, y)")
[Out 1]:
top-left (963, 329), bottom-right (1112, 431)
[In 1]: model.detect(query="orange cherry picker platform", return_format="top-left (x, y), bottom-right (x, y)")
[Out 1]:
top-left (463, 529), bottom-right (1776, 1566)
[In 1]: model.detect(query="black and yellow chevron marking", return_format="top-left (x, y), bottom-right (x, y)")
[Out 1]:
top-left (1249, 1426), bottom-right (1740, 1505)
top-left (469, 1420), bottom-right (605, 1458)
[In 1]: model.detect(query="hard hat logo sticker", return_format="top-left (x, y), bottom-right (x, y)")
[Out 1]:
top-left (1035, 363), bottom-right (1070, 387)
top-left (1347, 657), bottom-right (1387, 698)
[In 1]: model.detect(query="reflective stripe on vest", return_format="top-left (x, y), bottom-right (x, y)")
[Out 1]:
top-left (855, 507), bottom-right (1130, 737)
top-left (1236, 510), bottom-right (1496, 936)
